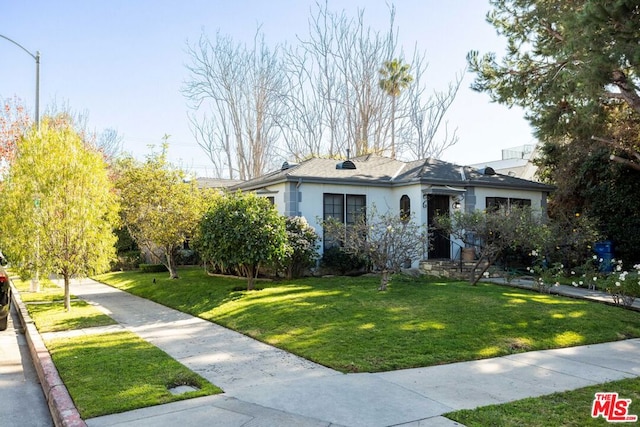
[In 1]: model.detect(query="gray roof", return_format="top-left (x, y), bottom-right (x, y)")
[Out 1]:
top-left (196, 177), bottom-right (243, 189)
top-left (234, 155), bottom-right (554, 192)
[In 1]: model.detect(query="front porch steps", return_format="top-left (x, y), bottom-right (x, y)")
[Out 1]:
top-left (419, 258), bottom-right (489, 280)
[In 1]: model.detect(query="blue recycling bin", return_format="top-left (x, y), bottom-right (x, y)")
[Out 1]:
top-left (594, 241), bottom-right (613, 272)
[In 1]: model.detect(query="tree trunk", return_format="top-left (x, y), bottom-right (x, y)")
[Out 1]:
top-left (166, 248), bottom-right (179, 279)
top-left (470, 254), bottom-right (494, 286)
top-left (244, 264), bottom-right (258, 291)
top-left (390, 97), bottom-right (396, 159)
top-left (64, 272), bottom-right (71, 312)
top-left (378, 270), bottom-right (390, 291)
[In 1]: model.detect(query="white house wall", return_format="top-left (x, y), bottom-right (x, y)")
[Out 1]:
top-left (295, 182), bottom-right (420, 235)
top-left (252, 180), bottom-right (548, 264)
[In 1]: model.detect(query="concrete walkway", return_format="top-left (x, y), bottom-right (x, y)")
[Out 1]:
top-left (25, 278), bottom-right (640, 426)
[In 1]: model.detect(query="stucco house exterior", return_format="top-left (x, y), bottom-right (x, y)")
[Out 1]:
top-left (233, 155), bottom-right (554, 268)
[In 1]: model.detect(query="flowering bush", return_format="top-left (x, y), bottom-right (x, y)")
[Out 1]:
top-left (282, 216), bottom-right (320, 279)
top-left (526, 249), bottom-right (563, 293)
top-left (600, 261), bottom-right (640, 308)
top-left (564, 257), bottom-right (640, 308)
top-left (569, 254), bottom-right (601, 291)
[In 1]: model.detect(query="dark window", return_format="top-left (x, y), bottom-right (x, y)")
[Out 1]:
top-left (346, 194), bottom-right (366, 225)
top-left (400, 195), bottom-right (410, 222)
top-left (266, 196), bottom-right (275, 205)
top-left (486, 197), bottom-right (530, 211)
top-left (486, 197), bottom-right (508, 211)
top-left (510, 198), bottom-right (531, 208)
top-left (323, 193), bottom-right (344, 222)
top-left (323, 193), bottom-right (366, 249)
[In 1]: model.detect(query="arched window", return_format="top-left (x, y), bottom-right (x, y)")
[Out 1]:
top-left (400, 195), bottom-right (410, 222)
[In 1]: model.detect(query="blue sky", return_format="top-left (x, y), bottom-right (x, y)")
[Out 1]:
top-left (1, 1), bottom-right (535, 176)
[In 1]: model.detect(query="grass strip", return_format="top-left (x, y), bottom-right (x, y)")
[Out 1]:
top-left (26, 300), bottom-right (117, 332)
top-left (11, 275), bottom-right (69, 303)
top-left (445, 377), bottom-right (640, 426)
top-left (46, 331), bottom-right (222, 419)
top-left (11, 277), bottom-right (116, 332)
top-left (95, 269), bottom-right (640, 373)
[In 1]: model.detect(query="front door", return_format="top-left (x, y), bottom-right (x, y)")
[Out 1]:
top-left (427, 195), bottom-right (450, 259)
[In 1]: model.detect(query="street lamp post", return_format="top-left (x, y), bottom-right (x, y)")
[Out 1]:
top-left (1, 34), bottom-right (41, 291)
top-left (0, 34), bottom-right (40, 126)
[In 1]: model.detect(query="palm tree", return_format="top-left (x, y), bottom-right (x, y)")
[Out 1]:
top-left (379, 59), bottom-right (413, 159)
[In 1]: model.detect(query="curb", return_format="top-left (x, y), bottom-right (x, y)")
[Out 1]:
top-left (10, 281), bottom-right (87, 427)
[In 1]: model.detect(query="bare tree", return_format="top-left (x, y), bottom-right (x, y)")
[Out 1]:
top-left (184, 29), bottom-right (286, 180)
top-left (184, 2), bottom-right (464, 176)
top-left (43, 100), bottom-right (123, 161)
top-left (284, 2), bottom-right (461, 160)
top-left (291, 2), bottom-right (397, 157)
top-left (323, 205), bottom-right (430, 291)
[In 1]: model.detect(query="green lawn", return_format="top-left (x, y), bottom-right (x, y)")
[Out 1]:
top-left (47, 331), bottom-right (222, 419)
top-left (26, 300), bottom-right (117, 333)
top-left (446, 377), bottom-right (640, 426)
top-left (12, 276), bottom-right (70, 303)
top-left (12, 276), bottom-right (116, 332)
top-left (96, 269), bottom-right (640, 373)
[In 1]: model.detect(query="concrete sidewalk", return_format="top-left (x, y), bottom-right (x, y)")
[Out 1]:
top-left (20, 277), bottom-right (640, 426)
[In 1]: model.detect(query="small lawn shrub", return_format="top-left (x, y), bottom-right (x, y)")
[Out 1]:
top-left (112, 250), bottom-right (142, 271)
top-left (175, 249), bottom-right (199, 266)
top-left (140, 263), bottom-right (168, 273)
top-left (321, 246), bottom-right (368, 275)
top-left (281, 216), bottom-right (320, 279)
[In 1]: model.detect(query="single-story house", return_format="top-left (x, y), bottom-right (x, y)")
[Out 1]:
top-left (233, 155), bottom-right (554, 267)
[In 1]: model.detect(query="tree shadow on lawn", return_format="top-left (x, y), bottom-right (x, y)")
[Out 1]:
top-left (201, 279), bottom-right (640, 372)
top-left (100, 271), bottom-right (640, 373)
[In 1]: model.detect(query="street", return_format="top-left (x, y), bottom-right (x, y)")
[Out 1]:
top-left (0, 302), bottom-right (53, 427)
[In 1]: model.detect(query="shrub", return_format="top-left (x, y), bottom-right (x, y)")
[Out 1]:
top-left (175, 249), bottom-right (199, 266)
top-left (599, 261), bottom-right (640, 308)
top-left (112, 250), bottom-right (142, 271)
top-left (282, 217), bottom-right (320, 279)
top-left (139, 264), bottom-right (168, 273)
top-left (198, 191), bottom-right (288, 290)
top-left (321, 246), bottom-right (368, 275)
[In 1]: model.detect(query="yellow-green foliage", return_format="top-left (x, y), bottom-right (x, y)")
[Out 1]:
top-left (115, 146), bottom-right (207, 278)
top-left (0, 116), bottom-right (119, 282)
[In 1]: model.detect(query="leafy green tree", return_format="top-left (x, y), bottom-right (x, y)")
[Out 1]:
top-left (197, 191), bottom-right (288, 290)
top-left (468, 0), bottom-right (640, 159)
top-left (323, 205), bottom-right (430, 290)
top-left (0, 117), bottom-right (119, 311)
top-left (468, 0), bottom-right (640, 263)
top-left (115, 146), bottom-right (205, 279)
top-left (379, 59), bottom-right (413, 159)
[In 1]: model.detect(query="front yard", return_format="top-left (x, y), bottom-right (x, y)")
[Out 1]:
top-left (96, 268), bottom-right (640, 373)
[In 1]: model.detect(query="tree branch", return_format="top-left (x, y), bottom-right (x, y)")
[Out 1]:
top-left (611, 70), bottom-right (640, 115)
top-left (591, 135), bottom-right (640, 161)
top-left (609, 154), bottom-right (640, 171)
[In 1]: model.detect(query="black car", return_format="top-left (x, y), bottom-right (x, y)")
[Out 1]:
top-left (0, 257), bottom-right (10, 331)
